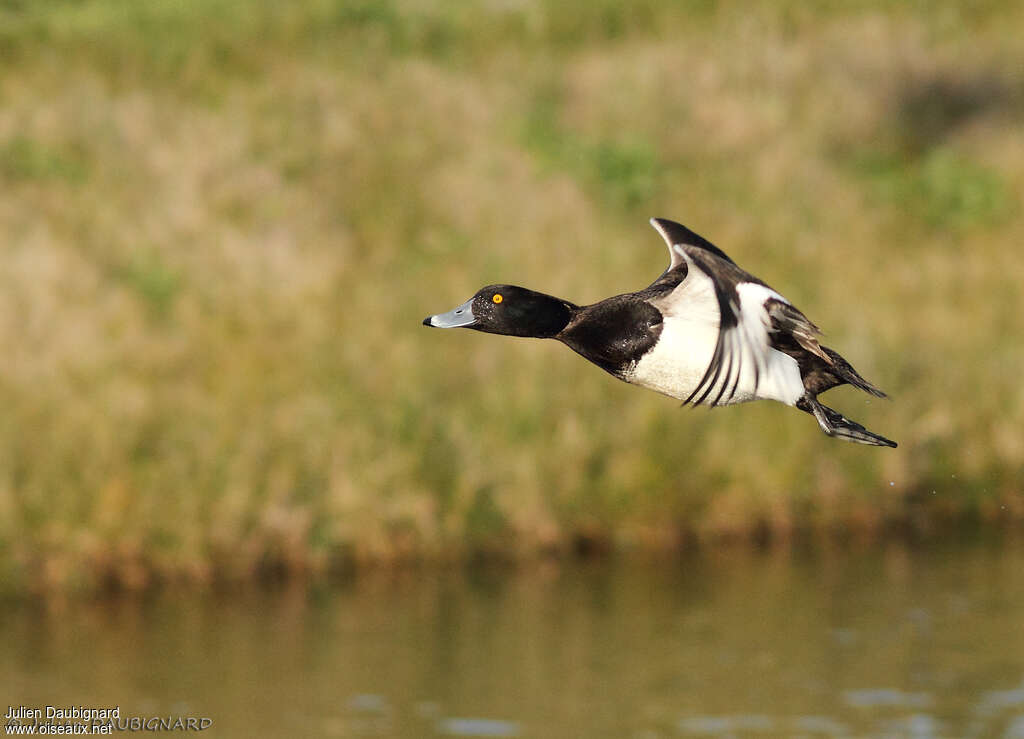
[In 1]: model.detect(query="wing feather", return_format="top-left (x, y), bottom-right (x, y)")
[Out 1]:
top-left (647, 217), bottom-right (806, 408)
top-left (766, 299), bottom-right (832, 365)
top-left (677, 246), bottom-right (778, 406)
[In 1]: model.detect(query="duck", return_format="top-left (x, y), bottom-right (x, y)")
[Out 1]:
top-left (423, 217), bottom-right (896, 447)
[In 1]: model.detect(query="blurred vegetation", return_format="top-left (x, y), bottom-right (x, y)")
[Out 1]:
top-left (0, 0), bottom-right (1022, 595)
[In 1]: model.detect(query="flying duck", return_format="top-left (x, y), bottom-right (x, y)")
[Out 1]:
top-left (423, 218), bottom-right (896, 447)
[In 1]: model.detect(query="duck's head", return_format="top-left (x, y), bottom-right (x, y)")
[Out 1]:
top-left (423, 285), bottom-right (575, 338)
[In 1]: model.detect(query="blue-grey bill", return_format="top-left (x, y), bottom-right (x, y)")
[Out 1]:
top-left (423, 298), bottom-right (475, 328)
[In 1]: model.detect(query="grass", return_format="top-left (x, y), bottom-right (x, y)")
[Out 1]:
top-left (521, 84), bottom-right (662, 207)
top-left (0, 135), bottom-right (90, 183)
top-left (1, 0), bottom-right (1023, 595)
top-left (848, 147), bottom-right (1011, 232)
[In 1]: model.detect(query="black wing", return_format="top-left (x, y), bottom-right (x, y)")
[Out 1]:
top-left (650, 217), bottom-right (738, 266)
top-left (644, 218), bottom-right (692, 295)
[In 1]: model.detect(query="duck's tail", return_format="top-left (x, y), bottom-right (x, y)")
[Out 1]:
top-left (822, 346), bottom-right (888, 398)
top-left (798, 395), bottom-right (897, 448)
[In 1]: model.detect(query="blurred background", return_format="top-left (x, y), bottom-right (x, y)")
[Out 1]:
top-left (2, 1), bottom-right (1023, 736)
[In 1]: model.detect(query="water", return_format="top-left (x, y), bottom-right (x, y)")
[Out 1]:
top-left (5, 538), bottom-right (1024, 737)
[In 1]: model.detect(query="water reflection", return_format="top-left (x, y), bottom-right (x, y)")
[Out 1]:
top-left (4, 538), bottom-right (1024, 737)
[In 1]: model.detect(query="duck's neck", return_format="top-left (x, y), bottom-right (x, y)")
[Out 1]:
top-left (514, 293), bottom-right (576, 338)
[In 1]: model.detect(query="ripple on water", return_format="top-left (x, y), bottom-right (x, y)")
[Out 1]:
top-left (875, 713), bottom-right (945, 737)
top-left (678, 715), bottom-right (854, 736)
top-left (792, 715), bottom-right (850, 735)
top-left (974, 684), bottom-right (1024, 715)
top-left (1006, 715), bottom-right (1024, 738)
top-left (346, 694), bottom-right (390, 714)
top-left (843, 689), bottom-right (933, 708)
top-left (436, 718), bottom-right (521, 737)
top-left (343, 694), bottom-right (392, 736)
top-left (677, 715), bottom-right (775, 734)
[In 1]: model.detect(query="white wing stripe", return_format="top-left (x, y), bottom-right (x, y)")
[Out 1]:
top-left (735, 282), bottom-right (803, 406)
top-left (684, 279), bottom-right (804, 407)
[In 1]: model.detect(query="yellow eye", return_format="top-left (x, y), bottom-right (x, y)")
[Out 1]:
top-left (492, 293), bottom-right (503, 304)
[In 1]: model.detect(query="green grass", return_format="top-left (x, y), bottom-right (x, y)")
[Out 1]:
top-left (849, 147), bottom-right (1010, 231)
top-left (522, 86), bottom-right (661, 208)
top-left (1, 0), bottom-right (1023, 595)
top-left (0, 136), bottom-right (89, 182)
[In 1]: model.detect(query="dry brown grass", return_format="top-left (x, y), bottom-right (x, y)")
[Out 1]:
top-left (1, 0), bottom-right (1022, 594)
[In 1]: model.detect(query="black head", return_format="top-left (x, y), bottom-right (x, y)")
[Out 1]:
top-left (423, 285), bottom-right (576, 338)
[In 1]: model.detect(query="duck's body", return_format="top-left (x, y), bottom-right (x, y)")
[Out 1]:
top-left (424, 218), bottom-right (896, 447)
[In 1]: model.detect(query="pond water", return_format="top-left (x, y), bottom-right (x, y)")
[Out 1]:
top-left (5, 536), bottom-right (1024, 738)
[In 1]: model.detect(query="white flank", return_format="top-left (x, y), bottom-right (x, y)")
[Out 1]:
top-left (627, 261), bottom-right (719, 400)
top-left (626, 313), bottom-right (720, 400)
